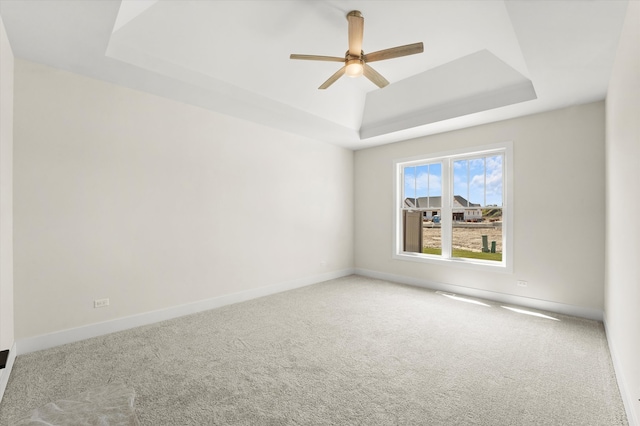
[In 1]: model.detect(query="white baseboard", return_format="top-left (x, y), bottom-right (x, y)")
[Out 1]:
top-left (354, 268), bottom-right (604, 321)
top-left (603, 314), bottom-right (639, 426)
top-left (17, 268), bottom-right (355, 355)
top-left (0, 342), bottom-right (17, 405)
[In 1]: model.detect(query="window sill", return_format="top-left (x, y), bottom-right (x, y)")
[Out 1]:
top-left (393, 251), bottom-right (512, 273)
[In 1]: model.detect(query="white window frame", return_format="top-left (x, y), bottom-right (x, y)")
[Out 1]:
top-left (392, 141), bottom-right (513, 273)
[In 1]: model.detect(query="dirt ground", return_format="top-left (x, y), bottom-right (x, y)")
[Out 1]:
top-left (423, 225), bottom-right (502, 253)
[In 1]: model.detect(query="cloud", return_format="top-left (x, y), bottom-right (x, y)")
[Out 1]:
top-left (415, 171), bottom-right (442, 194)
top-left (405, 166), bottom-right (442, 197)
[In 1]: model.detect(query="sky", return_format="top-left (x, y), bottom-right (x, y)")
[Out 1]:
top-left (404, 154), bottom-right (503, 207)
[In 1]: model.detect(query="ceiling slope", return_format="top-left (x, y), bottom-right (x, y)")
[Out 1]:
top-left (361, 50), bottom-right (537, 139)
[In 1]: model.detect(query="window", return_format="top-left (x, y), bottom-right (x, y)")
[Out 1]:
top-left (394, 142), bottom-right (512, 271)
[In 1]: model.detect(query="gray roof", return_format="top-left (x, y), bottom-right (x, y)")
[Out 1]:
top-left (404, 196), bottom-right (480, 208)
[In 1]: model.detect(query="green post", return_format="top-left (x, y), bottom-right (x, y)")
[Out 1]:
top-left (491, 241), bottom-right (496, 253)
top-left (482, 235), bottom-right (489, 253)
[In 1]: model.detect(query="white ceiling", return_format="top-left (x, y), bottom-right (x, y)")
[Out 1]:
top-left (0, 0), bottom-right (629, 150)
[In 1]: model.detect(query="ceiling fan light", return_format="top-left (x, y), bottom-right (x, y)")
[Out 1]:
top-left (345, 59), bottom-right (364, 78)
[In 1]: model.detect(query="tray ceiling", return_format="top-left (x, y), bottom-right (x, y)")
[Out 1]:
top-left (0, 0), bottom-right (629, 149)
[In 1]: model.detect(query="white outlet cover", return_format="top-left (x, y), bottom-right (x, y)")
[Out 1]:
top-left (94, 298), bottom-right (110, 308)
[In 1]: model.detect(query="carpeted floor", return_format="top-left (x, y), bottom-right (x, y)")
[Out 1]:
top-left (0, 275), bottom-right (628, 425)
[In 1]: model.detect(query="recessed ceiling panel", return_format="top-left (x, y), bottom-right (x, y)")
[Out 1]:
top-left (106, 0), bottom-right (531, 134)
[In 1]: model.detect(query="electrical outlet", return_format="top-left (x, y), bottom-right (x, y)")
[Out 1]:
top-left (517, 280), bottom-right (528, 288)
top-left (94, 298), bottom-right (109, 308)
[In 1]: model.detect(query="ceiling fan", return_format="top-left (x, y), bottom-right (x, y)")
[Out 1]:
top-left (290, 10), bottom-right (424, 90)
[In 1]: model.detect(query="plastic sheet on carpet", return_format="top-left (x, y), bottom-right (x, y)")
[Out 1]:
top-left (13, 382), bottom-right (139, 425)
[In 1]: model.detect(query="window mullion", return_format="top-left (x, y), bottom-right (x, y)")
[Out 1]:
top-left (483, 157), bottom-right (487, 207)
top-left (441, 159), bottom-right (452, 259)
top-left (466, 160), bottom-right (470, 207)
top-left (413, 166), bottom-right (417, 202)
top-left (427, 164), bottom-right (430, 208)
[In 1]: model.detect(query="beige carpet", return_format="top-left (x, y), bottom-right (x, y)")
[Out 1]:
top-left (0, 275), bottom-right (628, 425)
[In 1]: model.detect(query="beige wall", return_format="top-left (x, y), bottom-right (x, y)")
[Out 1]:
top-left (0, 15), bottom-right (14, 351)
top-left (13, 60), bottom-right (354, 339)
top-left (605, 1), bottom-right (640, 424)
top-left (355, 101), bottom-right (605, 311)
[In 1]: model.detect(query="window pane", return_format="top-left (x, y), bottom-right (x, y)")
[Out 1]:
top-left (403, 166), bottom-right (416, 207)
top-left (468, 158), bottom-right (485, 206)
top-left (452, 213), bottom-right (502, 261)
top-left (427, 163), bottom-right (442, 208)
top-left (415, 164), bottom-right (429, 204)
top-left (452, 154), bottom-right (503, 262)
top-left (422, 217), bottom-right (442, 256)
top-left (410, 163), bottom-right (442, 208)
top-left (453, 160), bottom-right (468, 207)
top-left (422, 163), bottom-right (442, 255)
top-left (402, 162), bottom-right (442, 256)
top-left (486, 155), bottom-right (503, 207)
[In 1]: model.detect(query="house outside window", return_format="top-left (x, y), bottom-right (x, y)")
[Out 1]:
top-left (394, 142), bottom-right (513, 272)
